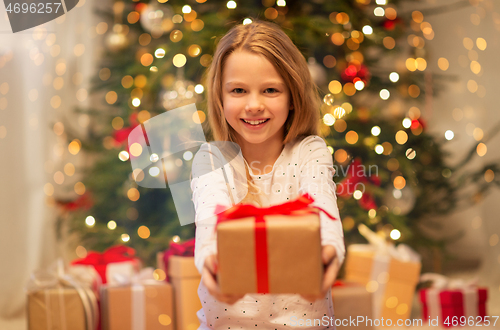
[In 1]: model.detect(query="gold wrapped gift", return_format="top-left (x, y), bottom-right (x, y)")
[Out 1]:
top-left (217, 211), bottom-right (323, 295)
top-left (101, 280), bottom-right (174, 330)
top-left (26, 260), bottom-right (98, 330)
top-left (28, 288), bottom-right (90, 330)
top-left (345, 244), bottom-right (421, 324)
top-left (167, 256), bottom-right (202, 330)
top-left (331, 281), bottom-right (374, 330)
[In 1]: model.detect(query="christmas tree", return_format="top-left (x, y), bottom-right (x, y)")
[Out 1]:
top-left (54, 0), bottom-right (500, 270)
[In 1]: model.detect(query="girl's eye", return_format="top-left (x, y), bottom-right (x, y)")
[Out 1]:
top-left (265, 88), bottom-right (278, 93)
top-left (232, 88), bottom-right (245, 93)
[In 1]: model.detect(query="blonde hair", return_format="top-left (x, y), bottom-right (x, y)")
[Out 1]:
top-left (203, 19), bottom-right (322, 206)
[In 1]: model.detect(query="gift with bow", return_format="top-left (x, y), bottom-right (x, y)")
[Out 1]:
top-left (161, 238), bottom-right (195, 282)
top-left (100, 267), bottom-right (174, 330)
top-left (71, 245), bottom-right (141, 285)
top-left (215, 193), bottom-right (337, 295)
top-left (157, 238), bottom-right (201, 330)
top-left (344, 224), bottom-right (421, 323)
top-left (26, 259), bottom-right (99, 330)
top-left (419, 273), bottom-right (488, 327)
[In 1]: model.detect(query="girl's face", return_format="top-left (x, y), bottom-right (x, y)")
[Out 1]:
top-left (221, 50), bottom-right (292, 149)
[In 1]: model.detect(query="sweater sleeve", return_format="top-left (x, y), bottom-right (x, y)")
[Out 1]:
top-left (297, 135), bottom-right (346, 266)
top-left (191, 143), bottom-right (238, 275)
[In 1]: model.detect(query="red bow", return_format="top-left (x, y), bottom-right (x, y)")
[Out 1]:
top-left (337, 158), bottom-right (380, 211)
top-left (113, 125), bottom-right (137, 144)
top-left (72, 245), bottom-right (137, 284)
top-left (215, 193), bottom-right (337, 293)
top-left (163, 238), bottom-right (195, 282)
top-left (215, 193), bottom-right (336, 228)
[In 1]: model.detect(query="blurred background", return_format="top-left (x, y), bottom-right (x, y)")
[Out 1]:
top-left (1, 0), bottom-right (499, 329)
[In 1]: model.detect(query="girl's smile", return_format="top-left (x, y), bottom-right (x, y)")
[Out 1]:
top-left (240, 117), bottom-right (270, 129)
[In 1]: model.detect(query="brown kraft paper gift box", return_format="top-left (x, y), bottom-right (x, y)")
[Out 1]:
top-left (345, 246), bottom-right (421, 324)
top-left (101, 283), bottom-right (173, 330)
top-left (28, 288), bottom-right (88, 330)
top-left (167, 256), bottom-right (202, 330)
top-left (217, 211), bottom-right (323, 295)
top-left (331, 282), bottom-right (374, 330)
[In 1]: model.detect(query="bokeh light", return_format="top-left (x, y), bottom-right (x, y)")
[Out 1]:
top-left (107, 221), bottom-right (117, 230)
top-left (390, 229), bottom-right (401, 240)
top-left (380, 89), bottom-right (390, 100)
top-left (371, 126), bottom-right (381, 136)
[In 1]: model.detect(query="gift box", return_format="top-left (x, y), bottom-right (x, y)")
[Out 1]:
top-left (167, 255), bottom-right (202, 330)
top-left (157, 252), bottom-right (166, 275)
top-left (216, 193), bottom-right (337, 295)
top-left (332, 280), bottom-right (374, 330)
top-left (332, 281), bottom-right (374, 330)
top-left (28, 289), bottom-right (90, 330)
top-left (72, 245), bottom-right (141, 285)
top-left (419, 288), bottom-right (488, 327)
top-left (162, 238), bottom-right (195, 282)
top-left (26, 260), bottom-right (99, 330)
top-left (418, 273), bottom-right (488, 327)
top-left (100, 269), bottom-right (174, 330)
top-left (344, 240), bottom-right (421, 323)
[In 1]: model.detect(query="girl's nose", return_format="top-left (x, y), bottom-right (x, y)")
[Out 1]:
top-left (245, 95), bottom-right (264, 112)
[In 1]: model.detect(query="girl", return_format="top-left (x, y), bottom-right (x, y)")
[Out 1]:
top-left (191, 19), bottom-right (345, 329)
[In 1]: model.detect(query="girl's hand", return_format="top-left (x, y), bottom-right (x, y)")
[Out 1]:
top-left (300, 245), bottom-right (340, 303)
top-left (202, 254), bottom-right (245, 305)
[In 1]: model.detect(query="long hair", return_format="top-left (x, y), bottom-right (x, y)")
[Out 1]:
top-left (203, 19), bottom-right (321, 206)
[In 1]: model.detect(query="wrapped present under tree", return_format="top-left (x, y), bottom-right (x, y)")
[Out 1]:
top-left (26, 260), bottom-right (99, 330)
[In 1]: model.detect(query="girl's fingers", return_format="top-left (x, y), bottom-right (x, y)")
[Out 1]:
top-left (202, 265), bottom-right (220, 296)
top-left (205, 251), bottom-right (338, 304)
top-left (205, 254), bottom-right (217, 275)
top-left (220, 292), bottom-right (245, 305)
top-left (322, 255), bottom-right (340, 294)
top-left (207, 247), bottom-right (338, 305)
top-left (202, 257), bottom-right (244, 305)
top-left (299, 247), bottom-right (339, 303)
top-left (202, 269), bottom-right (230, 304)
top-left (322, 245), bottom-right (336, 265)
top-left (224, 294), bottom-right (245, 305)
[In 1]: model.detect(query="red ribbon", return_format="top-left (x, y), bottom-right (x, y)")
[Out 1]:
top-left (56, 192), bottom-right (93, 211)
top-left (215, 193), bottom-right (337, 294)
top-left (333, 280), bottom-right (346, 287)
top-left (71, 245), bottom-right (137, 284)
top-left (331, 280), bottom-right (360, 307)
top-left (332, 279), bottom-right (360, 287)
top-left (162, 238), bottom-right (195, 282)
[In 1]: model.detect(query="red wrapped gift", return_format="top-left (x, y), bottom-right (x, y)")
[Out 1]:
top-left (162, 238), bottom-right (195, 282)
top-left (72, 245), bottom-right (140, 285)
top-left (215, 193), bottom-right (337, 294)
top-left (419, 277), bottom-right (488, 327)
